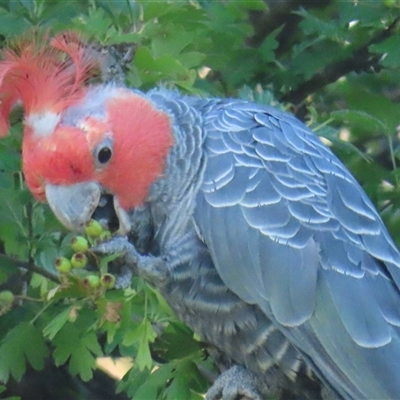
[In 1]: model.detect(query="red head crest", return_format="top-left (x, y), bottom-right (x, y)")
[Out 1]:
top-left (0, 31), bottom-right (96, 136)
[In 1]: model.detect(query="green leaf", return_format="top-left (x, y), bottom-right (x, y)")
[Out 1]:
top-left (133, 46), bottom-right (193, 88)
top-left (43, 306), bottom-right (73, 340)
top-left (370, 35), bottom-right (400, 68)
top-left (296, 8), bottom-right (347, 41)
top-left (140, 1), bottom-right (172, 21)
top-left (259, 27), bottom-right (282, 63)
top-left (123, 359), bottom-right (207, 400)
top-left (0, 322), bottom-right (49, 382)
top-left (342, 88), bottom-right (400, 133)
top-left (176, 52), bottom-right (205, 69)
top-left (0, 255), bottom-right (18, 285)
top-left (0, 188), bottom-right (31, 258)
top-left (30, 273), bottom-right (49, 296)
top-left (135, 46), bottom-right (185, 74)
top-left (238, 0), bottom-right (266, 11)
top-left (289, 42), bottom-right (351, 81)
top-left (53, 323), bottom-right (102, 381)
top-left (0, 8), bottom-right (30, 36)
top-left (331, 109), bottom-right (388, 134)
top-left (156, 331), bottom-right (200, 361)
top-left (0, 146), bottom-right (20, 172)
top-left (339, 1), bottom-right (387, 25)
top-left (123, 318), bottom-right (157, 371)
top-left (34, 243), bottom-right (59, 275)
top-left (132, 363), bottom-right (174, 399)
top-left (135, 335), bottom-right (153, 371)
top-left (72, 7), bottom-right (112, 41)
top-left (165, 370), bottom-right (191, 400)
top-left (117, 367), bottom-right (151, 398)
top-left (146, 284), bottom-right (173, 318)
top-left (313, 123), bottom-right (368, 161)
top-left (151, 25), bottom-right (195, 58)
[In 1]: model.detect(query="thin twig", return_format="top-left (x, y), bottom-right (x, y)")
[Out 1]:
top-left (15, 294), bottom-right (43, 302)
top-left (0, 253), bottom-right (59, 283)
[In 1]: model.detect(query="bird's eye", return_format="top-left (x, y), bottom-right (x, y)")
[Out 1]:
top-left (94, 138), bottom-right (113, 167)
top-left (98, 146), bottom-right (112, 164)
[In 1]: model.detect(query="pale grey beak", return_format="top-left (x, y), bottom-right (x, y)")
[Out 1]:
top-left (44, 182), bottom-right (131, 234)
top-left (45, 182), bottom-right (101, 231)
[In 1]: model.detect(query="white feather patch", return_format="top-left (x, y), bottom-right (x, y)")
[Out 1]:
top-left (25, 112), bottom-right (61, 138)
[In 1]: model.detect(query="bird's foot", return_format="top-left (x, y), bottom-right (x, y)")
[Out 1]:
top-left (92, 236), bottom-right (169, 287)
top-left (205, 366), bottom-right (266, 400)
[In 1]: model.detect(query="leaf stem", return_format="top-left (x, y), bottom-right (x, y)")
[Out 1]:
top-left (15, 294), bottom-right (43, 302)
top-left (30, 299), bottom-right (54, 324)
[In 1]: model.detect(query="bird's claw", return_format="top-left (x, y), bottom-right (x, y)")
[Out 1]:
top-left (91, 236), bottom-right (138, 288)
top-left (92, 235), bottom-right (139, 264)
top-left (205, 366), bottom-right (264, 400)
top-left (91, 235), bottom-right (169, 285)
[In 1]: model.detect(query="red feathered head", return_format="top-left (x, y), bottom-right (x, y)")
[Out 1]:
top-left (0, 32), bottom-right (173, 233)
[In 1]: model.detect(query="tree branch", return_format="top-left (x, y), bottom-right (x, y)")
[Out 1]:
top-left (89, 43), bottom-right (135, 84)
top-left (0, 253), bottom-right (59, 283)
top-left (280, 17), bottom-right (400, 108)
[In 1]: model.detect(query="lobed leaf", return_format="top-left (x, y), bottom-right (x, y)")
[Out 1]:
top-left (0, 322), bottom-right (49, 382)
top-left (52, 323), bottom-right (102, 381)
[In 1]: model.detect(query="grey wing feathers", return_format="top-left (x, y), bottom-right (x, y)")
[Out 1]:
top-left (194, 99), bottom-right (400, 399)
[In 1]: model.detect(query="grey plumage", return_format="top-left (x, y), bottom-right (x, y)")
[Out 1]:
top-left (121, 90), bottom-right (400, 399)
top-left (7, 32), bottom-right (400, 399)
top-left (58, 85), bottom-right (400, 399)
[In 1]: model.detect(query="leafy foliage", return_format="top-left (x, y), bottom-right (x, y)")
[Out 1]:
top-left (1, 0), bottom-right (400, 399)
top-left (0, 322), bottom-right (49, 382)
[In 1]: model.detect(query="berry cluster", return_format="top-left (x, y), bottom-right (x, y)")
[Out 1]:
top-left (55, 220), bottom-right (116, 292)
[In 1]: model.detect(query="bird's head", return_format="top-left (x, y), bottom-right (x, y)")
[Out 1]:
top-left (0, 32), bottom-right (173, 234)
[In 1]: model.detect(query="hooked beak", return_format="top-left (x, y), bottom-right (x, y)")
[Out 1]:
top-left (45, 182), bottom-right (131, 235)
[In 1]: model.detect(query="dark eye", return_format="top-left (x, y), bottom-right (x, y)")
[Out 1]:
top-left (93, 138), bottom-right (113, 167)
top-left (98, 146), bottom-right (112, 164)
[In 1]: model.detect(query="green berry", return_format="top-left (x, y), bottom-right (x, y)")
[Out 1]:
top-left (85, 220), bottom-right (103, 237)
top-left (101, 273), bottom-right (116, 289)
top-left (0, 290), bottom-right (14, 305)
top-left (55, 257), bottom-right (72, 273)
top-left (83, 275), bottom-right (101, 289)
top-left (71, 252), bottom-right (88, 269)
top-left (71, 236), bottom-right (89, 253)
